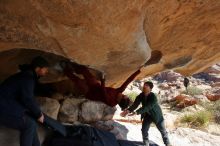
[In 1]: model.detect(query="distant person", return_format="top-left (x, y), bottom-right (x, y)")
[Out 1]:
top-left (60, 61), bottom-right (140, 110)
top-left (0, 56), bottom-right (50, 146)
top-left (183, 77), bottom-right (190, 93)
top-left (120, 81), bottom-right (171, 146)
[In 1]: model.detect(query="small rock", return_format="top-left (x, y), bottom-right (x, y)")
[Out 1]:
top-left (158, 83), bottom-right (171, 90)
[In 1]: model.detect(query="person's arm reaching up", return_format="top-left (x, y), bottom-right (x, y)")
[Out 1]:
top-left (117, 69), bottom-right (141, 93)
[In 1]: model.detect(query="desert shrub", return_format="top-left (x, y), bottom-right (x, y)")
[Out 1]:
top-left (201, 100), bottom-right (220, 124)
top-left (180, 110), bottom-right (212, 127)
top-left (182, 86), bottom-right (203, 96)
top-left (127, 92), bottom-right (139, 102)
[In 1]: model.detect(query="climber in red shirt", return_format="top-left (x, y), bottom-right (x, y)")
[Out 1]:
top-left (60, 61), bottom-right (140, 110)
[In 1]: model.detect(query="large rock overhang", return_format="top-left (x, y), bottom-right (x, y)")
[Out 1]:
top-left (0, 0), bottom-right (220, 86)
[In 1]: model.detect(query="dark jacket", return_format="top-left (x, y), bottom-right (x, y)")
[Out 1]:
top-left (128, 92), bottom-right (164, 124)
top-left (0, 69), bottom-right (42, 119)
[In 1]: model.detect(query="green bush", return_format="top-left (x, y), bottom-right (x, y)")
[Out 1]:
top-left (126, 92), bottom-right (139, 102)
top-left (181, 114), bottom-right (194, 123)
top-left (203, 100), bottom-right (220, 124)
top-left (180, 111), bottom-right (212, 127)
top-left (182, 86), bottom-right (203, 96)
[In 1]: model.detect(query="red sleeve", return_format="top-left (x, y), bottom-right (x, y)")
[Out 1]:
top-left (104, 88), bottom-right (119, 107)
top-left (117, 69), bottom-right (141, 92)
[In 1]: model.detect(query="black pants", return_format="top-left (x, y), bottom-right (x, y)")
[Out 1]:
top-left (0, 114), bottom-right (40, 146)
top-left (141, 116), bottom-right (170, 145)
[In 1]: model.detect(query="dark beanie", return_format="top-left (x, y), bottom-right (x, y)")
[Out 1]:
top-left (144, 81), bottom-right (154, 89)
top-left (31, 56), bottom-right (50, 69)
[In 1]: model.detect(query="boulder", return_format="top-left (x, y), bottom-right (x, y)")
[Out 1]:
top-left (169, 94), bottom-right (198, 108)
top-left (58, 97), bottom-right (117, 123)
top-left (102, 106), bottom-right (117, 121)
top-left (36, 97), bottom-right (60, 120)
top-left (206, 94), bottom-right (220, 102)
top-left (154, 71), bottom-right (182, 82)
top-left (81, 101), bottom-right (106, 123)
top-left (58, 98), bottom-right (85, 123)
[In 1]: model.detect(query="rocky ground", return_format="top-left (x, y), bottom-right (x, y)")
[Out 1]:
top-left (112, 63), bottom-right (220, 146)
top-left (110, 104), bottom-right (220, 146)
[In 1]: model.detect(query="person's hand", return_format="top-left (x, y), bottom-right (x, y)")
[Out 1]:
top-left (38, 114), bottom-right (44, 123)
top-left (120, 110), bottom-right (129, 117)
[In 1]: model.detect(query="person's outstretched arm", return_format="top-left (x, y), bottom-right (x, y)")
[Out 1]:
top-left (136, 93), bottom-right (157, 115)
top-left (120, 94), bottom-right (141, 117)
top-left (117, 69), bottom-right (141, 93)
top-left (127, 94), bottom-right (141, 112)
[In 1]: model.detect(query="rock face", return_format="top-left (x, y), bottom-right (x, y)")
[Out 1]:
top-left (1, 0), bottom-right (220, 86)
